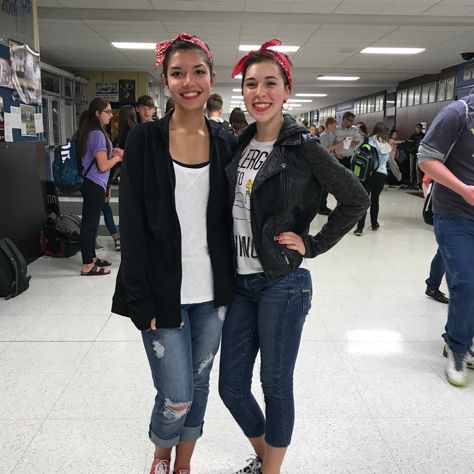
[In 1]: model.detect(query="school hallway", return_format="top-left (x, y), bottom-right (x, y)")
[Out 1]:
top-left (1, 187), bottom-right (473, 474)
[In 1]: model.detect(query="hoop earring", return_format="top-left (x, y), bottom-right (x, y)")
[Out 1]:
top-left (283, 102), bottom-right (290, 112)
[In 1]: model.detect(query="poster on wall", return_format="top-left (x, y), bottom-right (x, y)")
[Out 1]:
top-left (20, 104), bottom-right (36, 136)
top-left (96, 82), bottom-right (119, 101)
top-left (119, 79), bottom-right (135, 104)
top-left (9, 42), bottom-right (42, 105)
top-left (0, 97), bottom-right (4, 142)
top-left (0, 58), bottom-right (13, 88)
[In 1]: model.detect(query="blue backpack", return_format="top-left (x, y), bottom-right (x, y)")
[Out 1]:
top-left (52, 140), bottom-right (95, 194)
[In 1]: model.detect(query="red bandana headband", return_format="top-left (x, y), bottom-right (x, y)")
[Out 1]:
top-left (231, 39), bottom-right (292, 92)
top-left (155, 32), bottom-right (214, 68)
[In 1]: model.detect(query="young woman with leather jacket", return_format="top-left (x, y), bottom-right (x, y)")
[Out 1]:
top-left (218, 40), bottom-right (370, 474)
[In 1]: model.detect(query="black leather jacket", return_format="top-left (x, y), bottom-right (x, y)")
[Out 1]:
top-left (226, 115), bottom-right (369, 281)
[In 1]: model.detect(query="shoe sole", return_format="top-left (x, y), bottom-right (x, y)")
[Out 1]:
top-left (445, 373), bottom-right (467, 387)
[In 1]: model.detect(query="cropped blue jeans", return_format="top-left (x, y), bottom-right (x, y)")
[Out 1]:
top-left (142, 301), bottom-right (225, 448)
top-left (219, 269), bottom-right (312, 448)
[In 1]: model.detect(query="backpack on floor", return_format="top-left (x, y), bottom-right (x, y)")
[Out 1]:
top-left (40, 214), bottom-right (82, 258)
top-left (351, 140), bottom-right (379, 182)
top-left (0, 238), bottom-right (31, 300)
top-left (52, 140), bottom-right (95, 194)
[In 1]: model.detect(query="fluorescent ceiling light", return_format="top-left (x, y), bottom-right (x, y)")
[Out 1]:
top-left (361, 47), bottom-right (425, 55)
top-left (288, 103), bottom-right (301, 107)
top-left (239, 44), bottom-right (299, 53)
top-left (288, 99), bottom-right (312, 103)
top-left (234, 74), bottom-right (242, 80)
top-left (317, 76), bottom-right (359, 81)
top-left (295, 93), bottom-right (327, 97)
top-left (112, 42), bottom-right (155, 49)
top-left (232, 96), bottom-right (243, 99)
top-left (232, 88), bottom-right (241, 92)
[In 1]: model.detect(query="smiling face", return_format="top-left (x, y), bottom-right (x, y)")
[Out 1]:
top-left (162, 49), bottom-right (215, 113)
top-left (242, 60), bottom-right (290, 125)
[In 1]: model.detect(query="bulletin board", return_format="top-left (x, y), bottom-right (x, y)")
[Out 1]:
top-left (0, 40), bottom-right (44, 143)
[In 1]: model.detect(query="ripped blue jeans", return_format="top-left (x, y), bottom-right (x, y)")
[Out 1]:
top-left (142, 301), bottom-right (225, 448)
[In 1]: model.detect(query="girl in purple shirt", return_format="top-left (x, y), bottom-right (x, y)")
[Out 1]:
top-left (76, 97), bottom-right (122, 275)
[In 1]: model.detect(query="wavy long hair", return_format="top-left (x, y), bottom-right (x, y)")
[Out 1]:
top-left (76, 97), bottom-right (111, 163)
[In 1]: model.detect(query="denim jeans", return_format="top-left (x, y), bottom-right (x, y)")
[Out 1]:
top-left (102, 201), bottom-right (118, 237)
top-left (219, 268), bottom-right (312, 448)
top-left (142, 301), bottom-right (225, 448)
top-left (425, 246), bottom-right (446, 289)
top-left (434, 213), bottom-right (474, 355)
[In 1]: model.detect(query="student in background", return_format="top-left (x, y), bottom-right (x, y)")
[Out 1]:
top-left (77, 98), bottom-right (122, 275)
top-left (229, 107), bottom-right (249, 136)
top-left (334, 112), bottom-right (362, 169)
top-left (418, 96), bottom-right (474, 387)
top-left (354, 122), bottom-right (391, 236)
top-left (421, 174), bottom-right (448, 304)
top-left (136, 95), bottom-right (156, 123)
top-left (318, 117), bottom-right (343, 215)
top-left (206, 93), bottom-right (233, 132)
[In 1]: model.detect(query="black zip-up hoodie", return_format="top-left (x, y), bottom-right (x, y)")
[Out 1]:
top-left (111, 113), bottom-right (237, 330)
top-left (226, 114), bottom-right (370, 281)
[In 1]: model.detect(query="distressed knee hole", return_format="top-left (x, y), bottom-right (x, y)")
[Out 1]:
top-left (163, 399), bottom-right (191, 420)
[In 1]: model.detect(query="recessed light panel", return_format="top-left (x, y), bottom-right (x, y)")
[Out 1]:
top-left (361, 47), bottom-right (425, 55)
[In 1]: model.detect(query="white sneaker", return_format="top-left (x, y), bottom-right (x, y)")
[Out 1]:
top-left (444, 346), bottom-right (468, 387)
top-left (443, 343), bottom-right (474, 369)
top-left (233, 456), bottom-right (262, 474)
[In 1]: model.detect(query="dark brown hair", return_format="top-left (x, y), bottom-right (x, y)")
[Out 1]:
top-left (240, 52), bottom-right (291, 91)
top-left (117, 105), bottom-right (137, 144)
top-left (229, 107), bottom-right (248, 133)
top-left (76, 97), bottom-right (111, 164)
top-left (161, 39), bottom-right (214, 82)
top-left (371, 122), bottom-right (389, 142)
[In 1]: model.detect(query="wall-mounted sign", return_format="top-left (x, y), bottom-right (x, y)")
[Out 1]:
top-left (96, 82), bottom-right (119, 102)
top-left (119, 79), bottom-right (135, 104)
top-left (0, 0), bottom-right (35, 47)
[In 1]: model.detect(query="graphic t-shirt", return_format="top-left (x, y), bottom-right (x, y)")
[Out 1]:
top-left (233, 138), bottom-right (274, 274)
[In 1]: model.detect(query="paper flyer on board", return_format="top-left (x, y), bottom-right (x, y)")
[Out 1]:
top-left (4, 113), bottom-right (13, 142)
top-left (10, 106), bottom-right (22, 128)
top-left (34, 113), bottom-right (44, 134)
top-left (20, 104), bottom-right (36, 136)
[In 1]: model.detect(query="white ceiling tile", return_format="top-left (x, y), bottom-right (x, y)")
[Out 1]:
top-left (37, 1), bottom-right (474, 111)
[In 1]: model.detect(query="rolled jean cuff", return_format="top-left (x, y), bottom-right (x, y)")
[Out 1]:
top-left (149, 427), bottom-right (180, 449)
top-left (181, 423), bottom-right (204, 442)
top-left (265, 434), bottom-right (291, 449)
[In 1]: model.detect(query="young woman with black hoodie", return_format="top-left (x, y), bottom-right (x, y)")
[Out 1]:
top-left (112, 33), bottom-right (236, 474)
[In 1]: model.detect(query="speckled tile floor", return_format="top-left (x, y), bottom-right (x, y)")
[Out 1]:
top-left (1, 188), bottom-right (473, 473)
